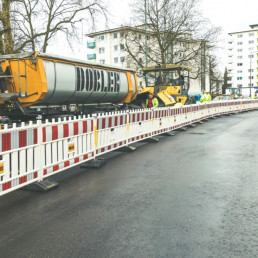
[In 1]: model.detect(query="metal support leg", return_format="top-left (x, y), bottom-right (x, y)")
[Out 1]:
top-left (24, 178), bottom-right (59, 192)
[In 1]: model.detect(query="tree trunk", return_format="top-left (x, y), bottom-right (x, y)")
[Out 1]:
top-left (0, 0), bottom-right (14, 54)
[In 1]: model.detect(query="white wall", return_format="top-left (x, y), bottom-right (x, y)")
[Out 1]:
top-left (227, 29), bottom-right (258, 89)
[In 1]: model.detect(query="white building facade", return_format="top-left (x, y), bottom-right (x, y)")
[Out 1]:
top-left (227, 24), bottom-right (258, 96)
top-left (86, 28), bottom-right (127, 67)
top-left (86, 26), bottom-right (211, 94)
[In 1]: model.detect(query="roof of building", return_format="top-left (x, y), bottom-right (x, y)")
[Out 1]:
top-left (86, 25), bottom-right (150, 37)
top-left (228, 24), bottom-right (258, 35)
top-left (250, 24), bottom-right (258, 29)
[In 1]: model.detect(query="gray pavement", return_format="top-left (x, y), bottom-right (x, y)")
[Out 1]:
top-left (1, 111), bottom-right (258, 258)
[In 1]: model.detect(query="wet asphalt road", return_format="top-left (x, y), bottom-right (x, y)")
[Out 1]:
top-left (1, 111), bottom-right (258, 258)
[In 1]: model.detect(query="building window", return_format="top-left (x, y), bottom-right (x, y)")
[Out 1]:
top-left (237, 42), bottom-right (243, 45)
top-left (114, 45), bottom-right (118, 51)
top-left (237, 70), bottom-right (242, 73)
top-left (113, 32), bottom-right (118, 39)
top-left (248, 76), bottom-right (254, 79)
top-left (248, 40), bottom-right (254, 44)
top-left (237, 34), bottom-right (243, 38)
top-left (139, 45), bottom-right (143, 51)
top-left (99, 47), bottom-right (105, 54)
top-left (237, 49), bottom-right (242, 52)
top-left (237, 63), bottom-right (243, 66)
top-left (248, 47), bottom-right (254, 51)
top-left (249, 33), bottom-right (254, 36)
top-left (120, 56), bottom-right (125, 63)
top-left (237, 56), bottom-right (242, 59)
top-left (248, 83), bottom-right (254, 86)
top-left (248, 54), bottom-right (254, 58)
top-left (140, 81), bottom-right (143, 87)
top-left (99, 59), bottom-right (105, 64)
top-left (99, 35), bottom-right (104, 41)
top-left (237, 77), bottom-right (242, 80)
top-left (120, 32), bottom-right (124, 38)
top-left (139, 34), bottom-right (142, 39)
top-left (139, 57), bottom-right (143, 64)
top-left (114, 57), bottom-right (118, 64)
top-left (237, 84), bottom-right (242, 87)
top-left (248, 69), bottom-right (254, 72)
top-left (120, 44), bottom-right (124, 50)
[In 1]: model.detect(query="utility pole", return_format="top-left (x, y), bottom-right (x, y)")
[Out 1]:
top-left (249, 54), bottom-right (252, 97)
top-left (145, 0), bottom-right (148, 67)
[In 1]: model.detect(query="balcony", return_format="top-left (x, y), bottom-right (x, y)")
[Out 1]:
top-left (87, 54), bottom-right (96, 60)
top-left (87, 42), bottom-right (96, 49)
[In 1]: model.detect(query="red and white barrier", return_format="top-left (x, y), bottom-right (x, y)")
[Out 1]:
top-left (1, 99), bottom-right (258, 196)
top-left (0, 121), bottom-right (40, 194)
top-left (41, 116), bottom-right (95, 178)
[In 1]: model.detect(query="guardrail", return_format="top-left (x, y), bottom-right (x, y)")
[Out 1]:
top-left (1, 99), bottom-right (258, 196)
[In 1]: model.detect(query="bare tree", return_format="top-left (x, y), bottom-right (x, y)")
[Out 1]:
top-left (123, 0), bottom-right (221, 79)
top-left (0, 0), bottom-right (107, 54)
top-left (11, 0), bottom-right (40, 52)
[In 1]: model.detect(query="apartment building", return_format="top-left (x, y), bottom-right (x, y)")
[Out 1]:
top-left (227, 24), bottom-right (258, 96)
top-left (86, 25), bottom-right (211, 94)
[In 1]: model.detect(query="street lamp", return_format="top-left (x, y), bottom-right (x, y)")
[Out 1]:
top-left (249, 51), bottom-right (258, 97)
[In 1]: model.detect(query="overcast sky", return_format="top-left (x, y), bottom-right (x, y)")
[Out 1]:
top-left (107, 0), bottom-right (258, 32)
top-left (48, 0), bottom-right (258, 71)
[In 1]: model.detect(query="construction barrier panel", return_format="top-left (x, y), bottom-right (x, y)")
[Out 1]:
top-left (1, 99), bottom-right (258, 196)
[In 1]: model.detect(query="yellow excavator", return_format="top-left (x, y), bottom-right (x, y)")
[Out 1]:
top-left (136, 64), bottom-right (193, 107)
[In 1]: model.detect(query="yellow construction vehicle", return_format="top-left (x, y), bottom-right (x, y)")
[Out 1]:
top-left (136, 64), bottom-right (193, 107)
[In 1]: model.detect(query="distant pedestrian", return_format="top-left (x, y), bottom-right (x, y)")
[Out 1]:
top-left (200, 91), bottom-right (208, 103)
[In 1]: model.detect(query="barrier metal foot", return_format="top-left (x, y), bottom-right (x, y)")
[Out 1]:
top-left (203, 118), bottom-right (210, 121)
top-left (81, 158), bottom-right (107, 168)
top-left (210, 116), bottom-right (217, 119)
top-left (188, 124), bottom-right (197, 128)
top-left (163, 131), bottom-right (175, 136)
top-left (115, 145), bottom-right (136, 152)
top-left (24, 178), bottom-right (59, 192)
top-left (142, 137), bottom-right (159, 143)
top-left (175, 127), bottom-right (187, 131)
